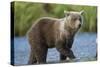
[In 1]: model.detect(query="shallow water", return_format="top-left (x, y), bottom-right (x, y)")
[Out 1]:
top-left (13, 32), bottom-right (97, 65)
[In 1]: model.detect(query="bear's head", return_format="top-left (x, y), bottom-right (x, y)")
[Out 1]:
top-left (64, 10), bottom-right (84, 32)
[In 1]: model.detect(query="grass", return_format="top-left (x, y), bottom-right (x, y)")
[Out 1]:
top-left (12, 1), bottom-right (97, 36)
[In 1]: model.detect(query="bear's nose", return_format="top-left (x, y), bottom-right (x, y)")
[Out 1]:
top-left (79, 23), bottom-right (81, 28)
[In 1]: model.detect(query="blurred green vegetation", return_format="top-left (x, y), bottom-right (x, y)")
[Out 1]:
top-left (12, 1), bottom-right (97, 36)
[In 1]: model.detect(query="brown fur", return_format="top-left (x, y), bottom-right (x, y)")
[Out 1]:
top-left (27, 11), bottom-right (83, 64)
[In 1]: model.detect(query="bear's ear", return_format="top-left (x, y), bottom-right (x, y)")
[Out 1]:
top-left (64, 10), bottom-right (70, 16)
top-left (80, 10), bottom-right (84, 15)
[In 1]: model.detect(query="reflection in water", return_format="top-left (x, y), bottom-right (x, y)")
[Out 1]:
top-left (13, 32), bottom-right (97, 65)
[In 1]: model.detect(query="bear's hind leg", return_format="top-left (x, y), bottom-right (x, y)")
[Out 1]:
top-left (35, 45), bottom-right (48, 64)
top-left (28, 49), bottom-right (37, 64)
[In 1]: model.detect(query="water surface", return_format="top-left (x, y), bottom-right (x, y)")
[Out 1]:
top-left (13, 32), bottom-right (97, 65)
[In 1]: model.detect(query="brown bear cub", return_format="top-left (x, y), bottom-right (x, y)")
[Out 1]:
top-left (27, 10), bottom-right (84, 64)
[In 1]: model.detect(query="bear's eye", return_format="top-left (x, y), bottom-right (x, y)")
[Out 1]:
top-left (73, 18), bottom-right (77, 21)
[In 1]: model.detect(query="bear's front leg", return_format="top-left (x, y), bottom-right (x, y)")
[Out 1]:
top-left (60, 54), bottom-right (66, 60)
top-left (55, 39), bottom-right (75, 61)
